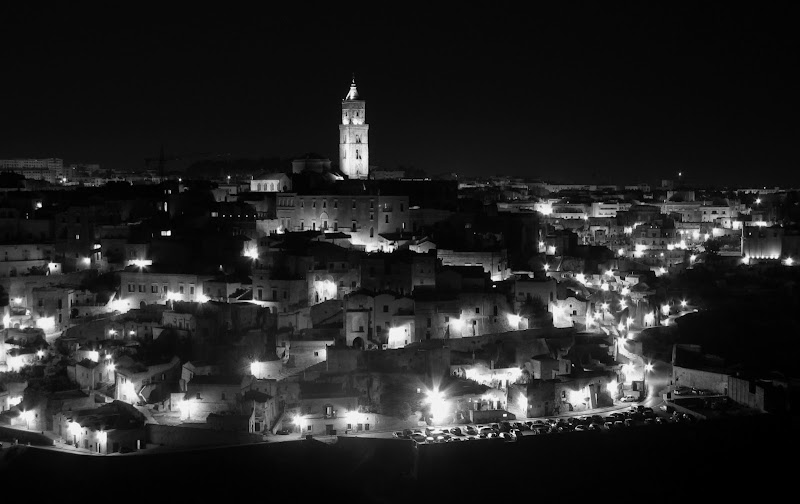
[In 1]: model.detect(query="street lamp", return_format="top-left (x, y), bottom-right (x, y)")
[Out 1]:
top-left (543, 263), bottom-right (550, 271)
top-left (600, 302), bottom-right (609, 321)
top-left (680, 299), bottom-right (688, 310)
top-left (294, 414), bottom-right (305, 438)
top-left (424, 388), bottom-right (448, 425)
top-left (21, 410), bottom-right (34, 429)
top-left (644, 362), bottom-right (654, 398)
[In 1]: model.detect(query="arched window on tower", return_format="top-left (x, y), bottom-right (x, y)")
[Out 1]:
top-left (356, 150), bottom-right (361, 160)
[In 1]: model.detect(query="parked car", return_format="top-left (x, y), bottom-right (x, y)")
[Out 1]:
top-left (613, 421), bottom-right (625, 429)
top-left (587, 423), bottom-right (601, 431)
top-left (500, 432), bottom-right (515, 441)
top-left (411, 434), bottom-right (427, 443)
top-left (276, 429), bottom-right (291, 435)
top-left (403, 429), bottom-right (414, 437)
top-left (393, 431), bottom-right (404, 438)
top-left (644, 418), bottom-right (655, 425)
top-left (604, 422), bottom-right (614, 430)
top-left (621, 395), bottom-right (637, 402)
top-left (574, 425), bottom-right (588, 432)
top-left (465, 426), bottom-right (478, 436)
top-left (451, 427), bottom-right (463, 436)
top-left (655, 417), bottom-right (667, 425)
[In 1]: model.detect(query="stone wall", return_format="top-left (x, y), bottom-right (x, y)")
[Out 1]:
top-left (146, 424), bottom-right (261, 448)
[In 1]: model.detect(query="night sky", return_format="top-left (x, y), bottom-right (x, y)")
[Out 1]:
top-left (2, 6), bottom-right (797, 187)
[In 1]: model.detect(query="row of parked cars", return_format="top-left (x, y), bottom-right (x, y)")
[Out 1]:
top-left (394, 406), bottom-right (697, 443)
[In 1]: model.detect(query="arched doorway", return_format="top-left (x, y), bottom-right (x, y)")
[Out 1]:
top-left (352, 337), bottom-right (364, 350)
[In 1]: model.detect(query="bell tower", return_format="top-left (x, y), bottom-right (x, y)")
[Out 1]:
top-left (339, 76), bottom-right (369, 179)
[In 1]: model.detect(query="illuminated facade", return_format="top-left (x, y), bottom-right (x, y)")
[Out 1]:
top-left (339, 77), bottom-right (369, 180)
top-left (275, 193), bottom-right (409, 251)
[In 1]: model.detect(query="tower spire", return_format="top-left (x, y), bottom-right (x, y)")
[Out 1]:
top-left (345, 73), bottom-right (360, 101)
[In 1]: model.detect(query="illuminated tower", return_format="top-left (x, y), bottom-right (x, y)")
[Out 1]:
top-left (339, 76), bottom-right (369, 179)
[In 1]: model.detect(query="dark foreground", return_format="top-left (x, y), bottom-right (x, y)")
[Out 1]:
top-left (0, 414), bottom-right (792, 503)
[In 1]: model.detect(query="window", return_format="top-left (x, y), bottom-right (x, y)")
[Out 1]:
top-left (376, 326), bottom-right (382, 333)
top-left (257, 289), bottom-right (263, 300)
top-left (323, 200), bottom-right (327, 208)
top-left (138, 284), bottom-right (144, 293)
top-left (352, 200), bottom-right (356, 209)
top-left (221, 393), bottom-right (226, 400)
top-left (128, 284), bottom-right (134, 292)
top-left (352, 222), bottom-right (357, 231)
top-left (151, 285), bottom-right (158, 293)
top-left (365, 423), bottom-right (370, 431)
top-left (493, 305), bottom-right (498, 316)
top-left (312, 200), bottom-right (316, 208)
top-left (179, 285), bottom-right (184, 294)
top-left (75, 234), bottom-right (80, 240)
top-left (427, 318), bottom-right (431, 328)
top-left (334, 200), bottom-right (338, 209)
top-left (400, 203), bottom-right (404, 212)
top-left (370, 228), bottom-right (374, 238)
top-left (475, 307), bottom-right (480, 314)
top-left (370, 213), bottom-right (374, 221)
top-left (383, 305), bottom-right (389, 313)
top-left (189, 286), bottom-right (195, 295)
top-left (356, 150), bottom-right (361, 159)
top-left (385, 215), bottom-right (389, 224)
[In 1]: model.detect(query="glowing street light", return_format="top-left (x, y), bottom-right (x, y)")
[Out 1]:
top-left (755, 198), bottom-right (761, 205)
top-left (617, 322), bottom-right (625, 332)
top-left (506, 313), bottom-right (522, 328)
top-left (644, 362), bottom-right (655, 397)
top-left (784, 257), bottom-right (794, 266)
top-left (621, 286), bottom-right (630, 296)
top-left (617, 248), bottom-right (625, 256)
top-left (293, 414), bottom-right (306, 437)
top-left (661, 304), bottom-right (670, 317)
top-left (424, 388), bottom-right (449, 425)
top-left (680, 300), bottom-right (688, 309)
top-left (658, 267), bottom-right (667, 275)
top-left (21, 410), bottom-right (34, 429)
top-left (644, 312), bottom-right (654, 326)
top-left (543, 263), bottom-right (550, 271)
top-left (690, 254), bottom-right (697, 263)
top-left (244, 248), bottom-right (259, 260)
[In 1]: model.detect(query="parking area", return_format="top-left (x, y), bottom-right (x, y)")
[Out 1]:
top-left (395, 405), bottom-right (697, 444)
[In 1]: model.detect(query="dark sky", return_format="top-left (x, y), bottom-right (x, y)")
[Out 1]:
top-left (1, 6), bottom-right (797, 187)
